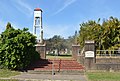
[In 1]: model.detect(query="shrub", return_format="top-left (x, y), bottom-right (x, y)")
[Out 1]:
top-left (0, 23), bottom-right (39, 70)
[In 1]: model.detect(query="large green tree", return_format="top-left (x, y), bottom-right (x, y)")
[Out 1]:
top-left (78, 17), bottom-right (120, 50)
top-left (46, 33), bottom-right (78, 55)
top-left (0, 22), bottom-right (39, 70)
top-left (46, 35), bottom-right (67, 55)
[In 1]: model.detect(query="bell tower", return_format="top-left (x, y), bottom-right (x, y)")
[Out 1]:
top-left (33, 8), bottom-right (46, 59)
top-left (33, 8), bottom-right (43, 44)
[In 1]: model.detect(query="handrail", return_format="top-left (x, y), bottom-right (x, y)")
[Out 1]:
top-left (58, 59), bottom-right (61, 72)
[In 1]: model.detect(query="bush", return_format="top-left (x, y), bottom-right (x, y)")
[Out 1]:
top-left (0, 23), bottom-right (39, 70)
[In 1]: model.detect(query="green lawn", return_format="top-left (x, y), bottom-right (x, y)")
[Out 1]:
top-left (46, 53), bottom-right (72, 59)
top-left (87, 72), bottom-right (120, 81)
top-left (0, 69), bottom-right (20, 78)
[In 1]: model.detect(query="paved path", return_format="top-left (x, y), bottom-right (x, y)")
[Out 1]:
top-left (11, 73), bottom-right (87, 81)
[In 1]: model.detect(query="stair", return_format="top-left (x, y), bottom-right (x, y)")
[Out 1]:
top-left (28, 59), bottom-right (85, 74)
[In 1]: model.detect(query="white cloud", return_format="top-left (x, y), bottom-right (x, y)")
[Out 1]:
top-left (13, 0), bottom-right (33, 16)
top-left (54, 0), bottom-right (76, 15)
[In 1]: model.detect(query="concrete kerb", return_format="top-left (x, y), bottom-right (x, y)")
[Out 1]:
top-left (9, 72), bottom-right (87, 81)
top-left (1, 78), bottom-right (80, 81)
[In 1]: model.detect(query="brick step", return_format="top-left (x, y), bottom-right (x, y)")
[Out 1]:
top-left (33, 69), bottom-right (84, 71)
top-left (34, 66), bottom-right (84, 68)
top-left (59, 63), bottom-right (80, 65)
top-left (35, 66), bottom-right (84, 69)
top-left (59, 61), bottom-right (79, 62)
top-left (33, 67), bottom-right (84, 70)
top-left (59, 67), bottom-right (83, 69)
top-left (60, 64), bottom-right (83, 66)
top-left (60, 64), bottom-right (80, 66)
top-left (59, 60), bottom-right (78, 62)
top-left (43, 65), bottom-right (83, 68)
top-left (41, 68), bottom-right (84, 70)
top-left (43, 65), bottom-right (83, 67)
top-left (39, 67), bottom-right (80, 69)
top-left (60, 65), bottom-right (82, 66)
top-left (34, 67), bottom-right (84, 70)
top-left (29, 59), bottom-right (85, 72)
top-left (60, 66), bottom-right (83, 68)
top-left (59, 61), bottom-right (78, 63)
top-left (48, 59), bottom-right (75, 61)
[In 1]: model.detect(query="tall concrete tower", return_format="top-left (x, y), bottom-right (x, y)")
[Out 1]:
top-left (33, 8), bottom-right (43, 44)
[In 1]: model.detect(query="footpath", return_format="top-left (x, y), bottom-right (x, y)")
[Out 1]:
top-left (10, 72), bottom-right (87, 81)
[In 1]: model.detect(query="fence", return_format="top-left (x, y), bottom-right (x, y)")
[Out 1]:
top-left (96, 50), bottom-right (120, 58)
top-left (77, 49), bottom-right (120, 71)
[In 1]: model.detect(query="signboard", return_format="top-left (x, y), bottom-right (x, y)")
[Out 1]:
top-left (85, 51), bottom-right (94, 57)
top-left (85, 40), bottom-right (94, 43)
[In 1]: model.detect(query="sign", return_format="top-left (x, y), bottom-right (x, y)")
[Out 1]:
top-left (85, 40), bottom-right (94, 43)
top-left (85, 51), bottom-right (94, 57)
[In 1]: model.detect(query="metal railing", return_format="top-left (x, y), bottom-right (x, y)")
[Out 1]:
top-left (96, 50), bottom-right (120, 58)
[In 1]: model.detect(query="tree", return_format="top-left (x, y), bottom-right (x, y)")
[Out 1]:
top-left (78, 20), bottom-right (101, 49)
top-left (101, 17), bottom-right (120, 50)
top-left (6, 22), bottom-right (12, 29)
top-left (0, 23), bottom-right (39, 70)
top-left (78, 17), bottom-right (120, 50)
top-left (51, 35), bottom-right (65, 55)
top-left (46, 35), bottom-right (67, 55)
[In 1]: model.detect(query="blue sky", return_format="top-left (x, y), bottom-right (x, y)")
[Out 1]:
top-left (0, 0), bottom-right (120, 39)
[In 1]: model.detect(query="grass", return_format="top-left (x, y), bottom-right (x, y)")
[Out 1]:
top-left (0, 69), bottom-right (20, 78)
top-left (87, 72), bottom-right (120, 81)
top-left (0, 79), bottom-right (18, 81)
top-left (46, 53), bottom-right (72, 59)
